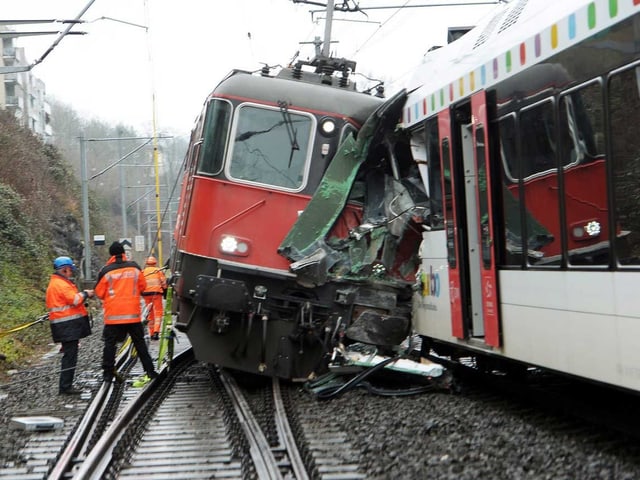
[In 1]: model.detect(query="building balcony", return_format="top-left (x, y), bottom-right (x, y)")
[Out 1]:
top-left (2, 46), bottom-right (16, 59)
top-left (3, 72), bottom-right (19, 84)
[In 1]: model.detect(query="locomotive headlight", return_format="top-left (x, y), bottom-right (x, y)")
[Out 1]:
top-left (319, 118), bottom-right (337, 136)
top-left (584, 221), bottom-right (601, 237)
top-left (571, 220), bottom-right (601, 240)
top-left (219, 235), bottom-right (250, 256)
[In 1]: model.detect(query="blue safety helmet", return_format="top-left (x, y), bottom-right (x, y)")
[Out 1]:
top-left (53, 256), bottom-right (76, 271)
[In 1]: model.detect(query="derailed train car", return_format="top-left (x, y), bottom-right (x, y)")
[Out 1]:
top-left (402, 0), bottom-right (640, 394)
top-left (170, 51), bottom-right (427, 379)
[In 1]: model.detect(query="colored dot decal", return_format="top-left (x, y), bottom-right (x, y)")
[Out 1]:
top-left (403, 0), bottom-right (640, 125)
top-left (588, 3), bottom-right (597, 29)
top-left (568, 14), bottom-right (576, 39)
top-left (551, 24), bottom-right (559, 48)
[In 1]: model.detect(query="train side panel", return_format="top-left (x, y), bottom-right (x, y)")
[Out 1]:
top-left (408, 0), bottom-right (640, 394)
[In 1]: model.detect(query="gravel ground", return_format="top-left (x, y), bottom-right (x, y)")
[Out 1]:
top-left (0, 323), bottom-right (104, 470)
top-left (291, 380), bottom-right (640, 480)
top-left (2, 323), bottom-right (640, 479)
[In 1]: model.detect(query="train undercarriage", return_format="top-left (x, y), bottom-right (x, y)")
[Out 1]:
top-left (172, 253), bottom-right (413, 379)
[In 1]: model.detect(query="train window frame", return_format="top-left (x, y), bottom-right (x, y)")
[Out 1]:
top-left (423, 118), bottom-right (444, 231)
top-left (196, 98), bottom-right (232, 176)
top-left (558, 79), bottom-right (605, 167)
top-left (608, 60), bottom-right (640, 268)
top-left (226, 101), bottom-right (316, 193)
top-left (441, 137), bottom-right (457, 269)
top-left (559, 78), bottom-right (609, 268)
top-left (340, 123), bottom-right (358, 145)
top-left (518, 97), bottom-right (559, 181)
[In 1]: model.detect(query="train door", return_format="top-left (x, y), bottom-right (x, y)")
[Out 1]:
top-left (443, 91), bottom-right (501, 347)
top-left (438, 109), bottom-right (465, 339)
top-left (470, 91), bottom-right (500, 347)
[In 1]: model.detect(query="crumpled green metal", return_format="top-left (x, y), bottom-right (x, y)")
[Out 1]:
top-left (277, 89), bottom-right (408, 286)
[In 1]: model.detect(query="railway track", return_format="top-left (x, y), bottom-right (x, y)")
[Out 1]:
top-left (81, 361), bottom-right (367, 479)
top-left (3, 337), bottom-right (637, 479)
top-left (4, 337), bottom-right (365, 479)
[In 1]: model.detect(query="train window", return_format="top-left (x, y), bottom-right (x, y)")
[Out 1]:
top-left (441, 138), bottom-right (456, 268)
top-left (609, 66), bottom-right (640, 266)
top-left (520, 100), bottom-right (557, 178)
top-left (497, 115), bottom-right (524, 266)
top-left (519, 100), bottom-right (561, 267)
top-left (560, 81), bottom-right (609, 267)
top-left (425, 119), bottom-right (444, 230)
top-left (475, 125), bottom-right (492, 269)
top-left (228, 104), bottom-right (313, 191)
top-left (197, 99), bottom-right (232, 175)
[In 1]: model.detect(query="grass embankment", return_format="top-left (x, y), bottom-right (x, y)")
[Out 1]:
top-left (0, 258), bottom-right (52, 378)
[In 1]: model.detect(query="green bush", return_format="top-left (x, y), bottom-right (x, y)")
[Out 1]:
top-left (0, 260), bottom-right (50, 372)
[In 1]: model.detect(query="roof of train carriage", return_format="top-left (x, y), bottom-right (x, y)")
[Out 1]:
top-left (402, 0), bottom-right (640, 127)
top-left (209, 68), bottom-right (384, 127)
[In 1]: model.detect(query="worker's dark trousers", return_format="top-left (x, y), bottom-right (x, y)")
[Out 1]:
top-left (59, 339), bottom-right (79, 393)
top-left (102, 323), bottom-right (156, 379)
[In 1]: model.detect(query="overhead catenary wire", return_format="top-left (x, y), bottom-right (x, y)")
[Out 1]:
top-left (350, 0), bottom-right (411, 57)
top-left (145, 147), bottom-right (186, 262)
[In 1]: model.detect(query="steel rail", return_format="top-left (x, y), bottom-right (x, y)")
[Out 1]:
top-left (219, 369), bottom-right (284, 480)
top-left (47, 382), bottom-right (110, 480)
top-left (48, 340), bottom-right (135, 480)
top-left (272, 378), bottom-right (309, 480)
top-left (69, 348), bottom-right (192, 479)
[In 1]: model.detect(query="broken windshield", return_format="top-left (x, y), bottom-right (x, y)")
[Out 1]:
top-left (228, 104), bottom-right (313, 190)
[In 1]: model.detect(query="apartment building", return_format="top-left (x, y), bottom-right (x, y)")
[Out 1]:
top-left (1, 26), bottom-right (52, 140)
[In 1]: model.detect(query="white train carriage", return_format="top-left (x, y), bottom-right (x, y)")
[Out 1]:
top-left (404, 0), bottom-right (640, 392)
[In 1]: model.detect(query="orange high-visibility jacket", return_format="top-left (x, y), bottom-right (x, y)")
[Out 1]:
top-left (46, 273), bottom-right (91, 342)
top-left (95, 255), bottom-right (146, 325)
top-left (142, 266), bottom-right (167, 295)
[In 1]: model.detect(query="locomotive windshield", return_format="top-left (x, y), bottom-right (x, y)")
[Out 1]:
top-left (228, 104), bottom-right (313, 190)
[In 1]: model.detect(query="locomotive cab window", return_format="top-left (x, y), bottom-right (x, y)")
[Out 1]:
top-left (197, 99), bottom-right (232, 175)
top-left (228, 104), bottom-right (314, 191)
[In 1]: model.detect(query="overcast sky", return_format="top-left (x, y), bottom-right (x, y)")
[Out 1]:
top-left (4, 0), bottom-right (499, 138)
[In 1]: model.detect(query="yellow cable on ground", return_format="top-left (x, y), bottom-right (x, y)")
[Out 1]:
top-left (0, 314), bottom-right (48, 338)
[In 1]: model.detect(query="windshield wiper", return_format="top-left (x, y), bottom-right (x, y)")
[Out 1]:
top-left (278, 100), bottom-right (299, 168)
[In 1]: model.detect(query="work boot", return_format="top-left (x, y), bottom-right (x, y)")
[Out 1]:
top-left (151, 333), bottom-right (159, 340)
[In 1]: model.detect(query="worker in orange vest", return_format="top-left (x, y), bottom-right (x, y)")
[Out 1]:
top-left (46, 256), bottom-right (94, 395)
top-left (95, 241), bottom-right (158, 383)
top-left (141, 256), bottom-right (167, 340)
